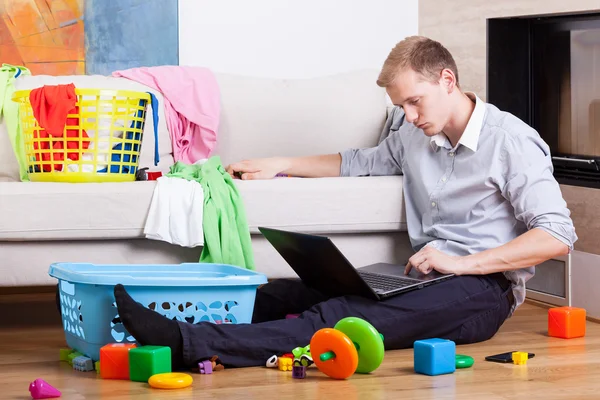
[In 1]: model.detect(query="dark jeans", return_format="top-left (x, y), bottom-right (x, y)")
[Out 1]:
top-left (177, 273), bottom-right (514, 368)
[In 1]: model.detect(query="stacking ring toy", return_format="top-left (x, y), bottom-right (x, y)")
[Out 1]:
top-left (148, 372), bottom-right (193, 389)
top-left (310, 317), bottom-right (385, 379)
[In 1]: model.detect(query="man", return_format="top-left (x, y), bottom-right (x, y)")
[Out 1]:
top-left (114, 36), bottom-right (577, 369)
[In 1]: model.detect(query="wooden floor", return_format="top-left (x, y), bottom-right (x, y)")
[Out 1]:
top-left (2, 301), bottom-right (600, 399)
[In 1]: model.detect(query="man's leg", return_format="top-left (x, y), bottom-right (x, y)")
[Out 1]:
top-left (115, 273), bottom-right (513, 368)
top-left (251, 279), bottom-right (330, 323)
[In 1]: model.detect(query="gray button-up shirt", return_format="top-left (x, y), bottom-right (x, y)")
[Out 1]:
top-left (340, 93), bottom-right (577, 314)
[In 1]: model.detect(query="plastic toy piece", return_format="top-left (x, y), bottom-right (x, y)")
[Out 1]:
top-left (292, 365), bottom-right (307, 379)
top-left (199, 360), bottom-right (213, 374)
top-left (414, 338), bottom-right (456, 376)
top-left (548, 306), bottom-right (586, 339)
top-left (334, 317), bottom-right (385, 374)
top-left (29, 378), bottom-right (61, 399)
top-left (292, 345), bottom-right (313, 367)
top-left (59, 348), bottom-right (73, 361)
top-left (148, 372), bottom-right (193, 389)
top-left (266, 355), bottom-right (278, 368)
top-left (129, 346), bottom-right (171, 382)
top-left (95, 361), bottom-right (100, 374)
top-left (67, 351), bottom-right (83, 366)
top-left (311, 328), bottom-right (359, 379)
top-left (99, 343), bottom-right (137, 380)
top-left (73, 355), bottom-right (94, 372)
top-left (455, 354), bottom-right (474, 369)
top-left (278, 357), bottom-right (293, 371)
top-left (310, 317), bottom-right (385, 380)
top-left (512, 351), bottom-right (528, 365)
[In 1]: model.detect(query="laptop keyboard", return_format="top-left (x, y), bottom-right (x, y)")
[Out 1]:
top-left (358, 271), bottom-right (421, 292)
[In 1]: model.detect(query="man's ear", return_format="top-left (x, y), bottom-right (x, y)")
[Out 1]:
top-left (440, 68), bottom-right (456, 93)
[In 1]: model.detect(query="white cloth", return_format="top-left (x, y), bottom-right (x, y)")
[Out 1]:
top-left (144, 176), bottom-right (205, 247)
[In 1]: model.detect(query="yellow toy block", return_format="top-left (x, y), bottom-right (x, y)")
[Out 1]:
top-left (278, 357), bottom-right (293, 371)
top-left (512, 351), bottom-right (528, 365)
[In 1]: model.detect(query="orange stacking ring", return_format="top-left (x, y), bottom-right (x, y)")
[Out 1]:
top-left (310, 328), bottom-right (359, 379)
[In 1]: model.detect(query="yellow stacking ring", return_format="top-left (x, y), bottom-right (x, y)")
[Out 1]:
top-left (148, 372), bottom-right (193, 389)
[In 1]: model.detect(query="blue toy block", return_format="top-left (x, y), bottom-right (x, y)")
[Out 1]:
top-left (414, 338), bottom-right (456, 376)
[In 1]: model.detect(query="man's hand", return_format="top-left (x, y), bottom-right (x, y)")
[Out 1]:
top-left (226, 157), bottom-right (289, 180)
top-left (405, 246), bottom-right (468, 276)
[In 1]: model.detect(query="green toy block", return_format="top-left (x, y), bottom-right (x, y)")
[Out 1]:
top-left (59, 348), bottom-right (73, 361)
top-left (95, 361), bottom-right (100, 374)
top-left (67, 351), bottom-right (83, 366)
top-left (128, 346), bottom-right (171, 382)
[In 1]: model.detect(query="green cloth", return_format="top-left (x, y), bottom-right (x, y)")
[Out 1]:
top-left (0, 63), bottom-right (31, 181)
top-left (168, 156), bottom-right (255, 270)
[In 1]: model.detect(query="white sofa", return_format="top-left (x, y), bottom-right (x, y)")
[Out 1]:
top-left (0, 69), bottom-right (412, 287)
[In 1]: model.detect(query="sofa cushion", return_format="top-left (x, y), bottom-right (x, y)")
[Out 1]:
top-left (0, 176), bottom-right (405, 240)
top-left (0, 75), bottom-right (175, 181)
top-left (213, 69), bottom-right (387, 166)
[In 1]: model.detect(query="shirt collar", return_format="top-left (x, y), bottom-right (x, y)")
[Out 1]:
top-left (429, 92), bottom-right (485, 152)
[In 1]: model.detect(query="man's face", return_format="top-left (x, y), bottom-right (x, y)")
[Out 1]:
top-left (386, 67), bottom-right (452, 136)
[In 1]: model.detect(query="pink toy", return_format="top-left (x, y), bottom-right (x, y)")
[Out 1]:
top-left (29, 379), bottom-right (61, 399)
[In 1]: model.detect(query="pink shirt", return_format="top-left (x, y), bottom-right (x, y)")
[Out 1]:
top-left (113, 66), bottom-right (220, 163)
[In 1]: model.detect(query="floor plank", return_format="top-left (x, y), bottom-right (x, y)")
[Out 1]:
top-left (1, 303), bottom-right (600, 399)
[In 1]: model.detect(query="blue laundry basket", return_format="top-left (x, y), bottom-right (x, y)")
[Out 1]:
top-left (48, 262), bottom-right (268, 361)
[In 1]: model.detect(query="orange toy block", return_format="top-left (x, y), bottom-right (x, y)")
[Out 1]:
top-left (548, 306), bottom-right (586, 339)
top-left (100, 343), bottom-right (137, 379)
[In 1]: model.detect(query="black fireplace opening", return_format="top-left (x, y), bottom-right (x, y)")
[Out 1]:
top-left (488, 12), bottom-right (600, 189)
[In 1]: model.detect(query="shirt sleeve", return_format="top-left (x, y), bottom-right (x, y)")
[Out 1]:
top-left (339, 126), bottom-right (404, 177)
top-left (499, 129), bottom-right (578, 250)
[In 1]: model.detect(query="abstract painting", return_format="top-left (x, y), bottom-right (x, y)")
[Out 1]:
top-left (0, 0), bottom-right (178, 76)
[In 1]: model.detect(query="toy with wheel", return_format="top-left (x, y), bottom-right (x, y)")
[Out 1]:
top-left (310, 317), bottom-right (385, 379)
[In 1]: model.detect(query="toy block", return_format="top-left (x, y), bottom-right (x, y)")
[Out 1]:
top-left (67, 351), bottom-right (83, 365)
top-left (73, 355), bottom-right (94, 372)
top-left (292, 365), bottom-right (307, 379)
top-left (100, 343), bottom-right (136, 380)
top-left (95, 361), bottom-right (100, 374)
top-left (548, 306), bottom-right (586, 339)
top-left (414, 338), bottom-right (456, 376)
top-left (59, 348), bottom-right (73, 361)
top-left (278, 357), bottom-right (293, 371)
top-left (129, 345), bottom-right (171, 382)
top-left (199, 360), bottom-right (213, 374)
top-left (512, 352), bottom-right (528, 365)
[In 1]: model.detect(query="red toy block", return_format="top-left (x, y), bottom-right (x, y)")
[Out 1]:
top-left (548, 306), bottom-right (586, 339)
top-left (100, 343), bottom-right (137, 379)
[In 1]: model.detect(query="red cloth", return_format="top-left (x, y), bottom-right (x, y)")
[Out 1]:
top-left (29, 83), bottom-right (90, 172)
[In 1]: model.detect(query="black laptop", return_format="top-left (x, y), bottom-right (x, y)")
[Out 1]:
top-left (258, 227), bottom-right (455, 301)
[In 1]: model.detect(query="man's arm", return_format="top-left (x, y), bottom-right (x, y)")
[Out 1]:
top-left (463, 130), bottom-right (577, 274)
top-left (461, 228), bottom-right (569, 274)
top-left (226, 154), bottom-right (342, 180)
top-left (227, 125), bottom-right (407, 179)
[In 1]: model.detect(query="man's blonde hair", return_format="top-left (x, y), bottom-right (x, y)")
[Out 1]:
top-left (376, 36), bottom-right (459, 88)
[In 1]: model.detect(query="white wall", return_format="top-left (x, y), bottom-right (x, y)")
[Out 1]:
top-left (179, 0), bottom-right (419, 79)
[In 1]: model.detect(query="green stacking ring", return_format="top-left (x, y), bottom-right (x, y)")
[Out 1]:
top-left (455, 354), bottom-right (474, 368)
top-left (333, 317), bottom-right (385, 374)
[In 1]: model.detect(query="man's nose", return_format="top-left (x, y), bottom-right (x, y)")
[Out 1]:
top-left (404, 107), bottom-right (418, 124)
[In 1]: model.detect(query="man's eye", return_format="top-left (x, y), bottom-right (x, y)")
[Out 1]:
top-left (411, 99), bottom-right (419, 105)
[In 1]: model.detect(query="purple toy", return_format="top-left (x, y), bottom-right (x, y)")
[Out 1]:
top-left (199, 360), bottom-right (213, 374)
top-left (29, 379), bottom-right (61, 399)
top-left (292, 365), bottom-right (306, 379)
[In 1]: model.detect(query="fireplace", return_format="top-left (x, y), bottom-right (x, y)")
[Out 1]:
top-left (487, 12), bottom-right (600, 189)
